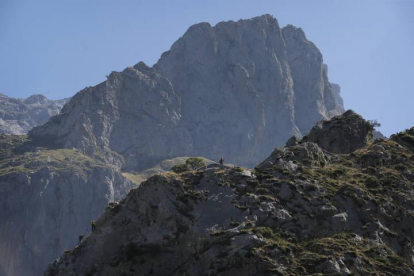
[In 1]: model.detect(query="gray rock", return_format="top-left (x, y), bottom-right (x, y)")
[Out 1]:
top-left (0, 137), bottom-right (133, 276)
top-left (373, 130), bottom-right (387, 140)
top-left (302, 109), bottom-right (373, 154)
top-left (0, 93), bottom-right (69, 135)
top-left (30, 14), bottom-right (344, 170)
top-left (331, 83), bottom-right (344, 111)
top-left (43, 117), bottom-right (414, 275)
top-left (285, 136), bottom-right (299, 147)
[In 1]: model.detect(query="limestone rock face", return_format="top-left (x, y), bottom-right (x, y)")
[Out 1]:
top-left (0, 94), bottom-right (68, 135)
top-left (30, 64), bottom-right (193, 170)
top-left (44, 120), bottom-right (414, 275)
top-left (331, 83), bottom-right (344, 112)
top-left (30, 15), bottom-right (344, 170)
top-left (0, 135), bottom-right (133, 276)
top-left (302, 110), bottom-right (372, 154)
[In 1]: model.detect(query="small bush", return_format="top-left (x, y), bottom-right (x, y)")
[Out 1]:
top-left (185, 157), bottom-right (206, 170)
top-left (171, 163), bottom-right (189, 173)
top-left (170, 157), bottom-right (206, 173)
top-left (400, 134), bottom-right (414, 145)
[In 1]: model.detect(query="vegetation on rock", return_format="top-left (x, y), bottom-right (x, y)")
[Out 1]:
top-left (45, 114), bottom-right (414, 276)
top-left (171, 157), bottom-right (207, 173)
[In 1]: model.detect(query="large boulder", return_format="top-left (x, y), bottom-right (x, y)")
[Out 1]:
top-left (302, 110), bottom-right (373, 154)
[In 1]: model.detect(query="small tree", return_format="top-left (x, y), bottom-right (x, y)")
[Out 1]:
top-left (367, 119), bottom-right (381, 131)
top-left (185, 157), bottom-right (206, 170)
top-left (368, 119), bottom-right (381, 128)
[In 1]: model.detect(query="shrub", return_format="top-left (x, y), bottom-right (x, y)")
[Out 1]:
top-left (170, 157), bottom-right (206, 173)
top-left (171, 163), bottom-right (189, 173)
top-left (185, 157), bottom-right (206, 170)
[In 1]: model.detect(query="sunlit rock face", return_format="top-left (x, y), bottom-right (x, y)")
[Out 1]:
top-left (0, 94), bottom-right (69, 135)
top-left (30, 15), bottom-right (344, 170)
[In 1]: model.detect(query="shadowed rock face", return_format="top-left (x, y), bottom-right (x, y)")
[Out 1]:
top-left (0, 94), bottom-right (69, 135)
top-left (30, 14), bottom-right (344, 170)
top-left (302, 110), bottom-right (372, 154)
top-left (44, 114), bottom-right (414, 275)
top-left (0, 135), bottom-right (134, 276)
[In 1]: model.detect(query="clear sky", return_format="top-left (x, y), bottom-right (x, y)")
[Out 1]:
top-left (1, 0), bottom-right (413, 136)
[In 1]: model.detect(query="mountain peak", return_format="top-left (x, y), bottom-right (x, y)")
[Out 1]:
top-left (23, 94), bottom-right (48, 105)
top-left (30, 15), bottom-right (344, 171)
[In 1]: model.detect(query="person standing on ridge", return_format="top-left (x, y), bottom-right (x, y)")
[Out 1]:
top-left (78, 235), bottom-right (84, 245)
top-left (90, 221), bottom-right (96, 232)
top-left (219, 157), bottom-right (225, 166)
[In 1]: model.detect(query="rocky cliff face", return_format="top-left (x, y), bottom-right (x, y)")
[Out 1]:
top-left (331, 83), bottom-right (344, 112)
top-left (30, 14), bottom-right (344, 170)
top-left (0, 94), bottom-right (69, 135)
top-left (44, 112), bottom-right (414, 275)
top-left (0, 135), bottom-right (133, 276)
top-left (301, 110), bottom-right (373, 154)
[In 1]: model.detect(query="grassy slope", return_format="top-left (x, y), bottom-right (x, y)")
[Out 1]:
top-left (0, 134), bottom-right (109, 178)
top-left (123, 156), bottom-right (216, 186)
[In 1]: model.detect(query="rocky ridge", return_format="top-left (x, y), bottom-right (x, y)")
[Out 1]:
top-left (0, 94), bottom-right (69, 135)
top-left (45, 111), bottom-right (414, 276)
top-left (29, 14), bottom-right (344, 170)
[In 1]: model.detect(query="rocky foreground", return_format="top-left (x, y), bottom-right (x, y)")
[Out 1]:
top-left (45, 111), bottom-right (414, 275)
top-left (0, 94), bottom-right (68, 135)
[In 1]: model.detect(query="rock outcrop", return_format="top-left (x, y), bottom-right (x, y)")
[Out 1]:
top-left (302, 110), bottom-right (373, 154)
top-left (331, 83), bottom-right (344, 112)
top-left (0, 94), bottom-right (69, 135)
top-left (0, 135), bottom-right (133, 276)
top-left (30, 14), bottom-right (344, 170)
top-left (45, 112), bottom-right (414, 275)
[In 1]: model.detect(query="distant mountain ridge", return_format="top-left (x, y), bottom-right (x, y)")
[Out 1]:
top-left (0, 93), bottom-right (69, 135)
top-left (30, 14), bottom-right (344, 171)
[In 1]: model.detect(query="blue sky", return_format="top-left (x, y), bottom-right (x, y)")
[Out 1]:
top-left (1, 0), bottom-right (413, 136)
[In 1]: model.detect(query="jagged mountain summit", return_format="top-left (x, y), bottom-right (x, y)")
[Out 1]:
top-left (0, 94), bottom-right (69, 135)
top-left (30, 14), bottom-right (344, 171)
top-left (45, 111), bottom-right (414, 275)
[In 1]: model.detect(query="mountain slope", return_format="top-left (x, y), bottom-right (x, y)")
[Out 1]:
top-left (0, 135), bottom-right (133, 276)
top-left (30, 14), bottom-right (344, 170)
top-left (45, 111), bottom-right (414, 275)
top-left (0, 94), bottom-right (69, 135)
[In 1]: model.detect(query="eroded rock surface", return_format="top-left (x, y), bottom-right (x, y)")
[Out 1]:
top-left (302, 110), bottom-right (373, 154)
top-left (45, 118), bottom-right (414, 275)
top-left (0, 94), bottom-right (68, 135)
top-left (30, 15), bottom-right (344, 170)
top-left (0, 135), bottom-right (133, 276)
